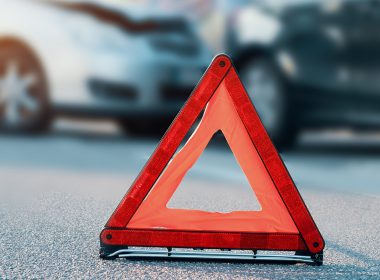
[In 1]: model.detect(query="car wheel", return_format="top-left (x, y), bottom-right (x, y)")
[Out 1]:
top-left (0, 42), bottom-right (51, 133)
top-left (240, 57), bottom-right (298, 149)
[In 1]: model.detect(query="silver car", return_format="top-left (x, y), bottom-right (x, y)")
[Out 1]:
top-left (0, 0), bottom-right (211, 133)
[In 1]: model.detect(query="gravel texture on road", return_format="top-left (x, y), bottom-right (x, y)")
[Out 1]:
top-left (0, 135), bottom-right (379, 279)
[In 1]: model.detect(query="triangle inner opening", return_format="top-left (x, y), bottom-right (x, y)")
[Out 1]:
top-left (167, 131), bottom-right (262, 213)
top-left (127, 81), bottom-right (298, 233)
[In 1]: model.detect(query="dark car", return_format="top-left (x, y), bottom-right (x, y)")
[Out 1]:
top-left (227, 0), bottom-right (380, 148)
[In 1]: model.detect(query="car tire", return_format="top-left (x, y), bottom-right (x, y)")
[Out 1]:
top-left (239, 57), bottom-right (298, 150)
top-left (0, 41), bottom-right (51, 133)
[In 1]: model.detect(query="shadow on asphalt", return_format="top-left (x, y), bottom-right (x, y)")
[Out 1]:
top-left (327, 241), bottom-right (379, 267)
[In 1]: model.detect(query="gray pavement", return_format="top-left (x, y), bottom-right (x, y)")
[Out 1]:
top-left (0, 128), bottom-right (379, 279)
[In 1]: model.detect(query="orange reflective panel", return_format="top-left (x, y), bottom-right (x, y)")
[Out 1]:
top-left (127, 81), bottom-right (298, 233)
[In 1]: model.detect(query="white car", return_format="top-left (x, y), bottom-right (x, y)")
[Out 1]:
top-left (0, 0), bottom-right (211, 133)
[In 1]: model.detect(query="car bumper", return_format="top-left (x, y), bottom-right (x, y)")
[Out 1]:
top-left (54, 50), bottom-right (209, 117)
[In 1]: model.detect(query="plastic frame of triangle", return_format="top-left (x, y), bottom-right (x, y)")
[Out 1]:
top-left (99, 54), bottom-right (325, 265)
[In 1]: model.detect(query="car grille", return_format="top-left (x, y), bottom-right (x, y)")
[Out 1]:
top-left (150, 37), bottom-right (200, 56)
top-left (89, 79), bottom-right (137, 101)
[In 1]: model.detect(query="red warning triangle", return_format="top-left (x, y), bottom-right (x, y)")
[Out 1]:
top-left (100, 55), bottom-right (324, 259)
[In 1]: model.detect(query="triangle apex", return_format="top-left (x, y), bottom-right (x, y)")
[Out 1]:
top-left (211, 54), bottom-right (233, 69)
top-left (214, 53), bottom-right (232, 61)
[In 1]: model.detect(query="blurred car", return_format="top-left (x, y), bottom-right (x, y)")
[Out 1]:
top-left (0, 0), bottom-right (210, 133)
top-left (228, 0), bottom-right (380, 148)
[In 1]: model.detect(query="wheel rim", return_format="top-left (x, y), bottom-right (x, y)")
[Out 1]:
top-left (0, 60), bottom-right (40, 128)
top-left (241, 62), bottom-right (283, 137)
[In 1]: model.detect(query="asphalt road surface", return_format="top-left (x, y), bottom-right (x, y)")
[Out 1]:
top-left (0, 124), bottom-right (379, 279)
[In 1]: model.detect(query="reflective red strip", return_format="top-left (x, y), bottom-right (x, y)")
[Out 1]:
top-left (101, 229), bottom-right (307, 251)
top-left (105, 55), bottom-right (231, 229)
top-left (224, 69), bottom-right (324, 254)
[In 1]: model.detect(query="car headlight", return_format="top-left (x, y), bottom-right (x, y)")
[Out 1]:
top-left (64, 14), bottom-right (133, 50)
top-left (277, 51), bottom-right (297, 78)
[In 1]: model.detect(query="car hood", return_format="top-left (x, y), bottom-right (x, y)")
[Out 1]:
top-left (41, 0), bottom-right (192, 35)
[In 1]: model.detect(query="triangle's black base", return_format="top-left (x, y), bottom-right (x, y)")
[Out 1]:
top-left (100, 245), bottom-right (323, 265)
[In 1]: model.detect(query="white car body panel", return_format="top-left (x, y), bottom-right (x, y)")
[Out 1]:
top-left (0, 0), bottom-right (211, 115)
